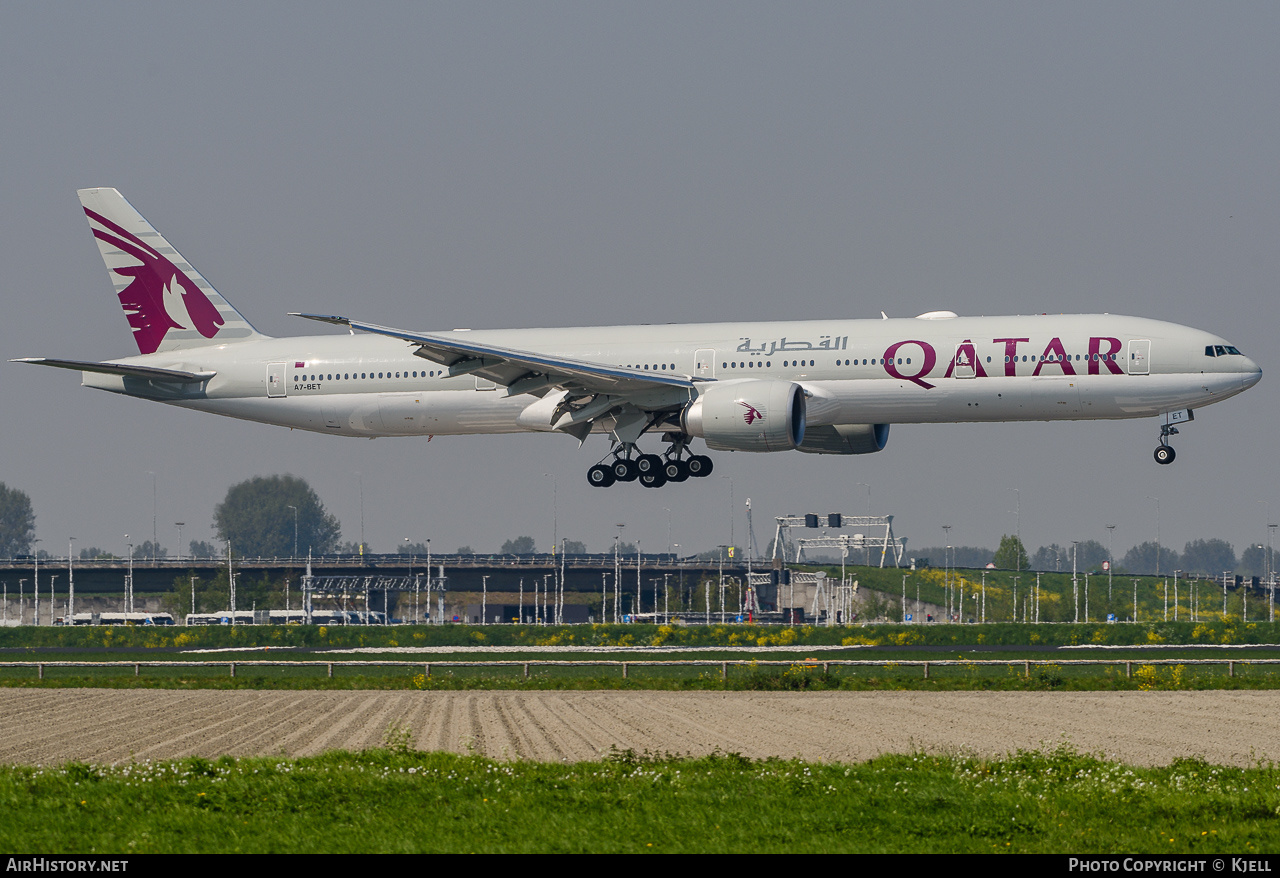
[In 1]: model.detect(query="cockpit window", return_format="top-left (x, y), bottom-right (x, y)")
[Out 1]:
top-left (1206, 344), bottom-right (1244, 357)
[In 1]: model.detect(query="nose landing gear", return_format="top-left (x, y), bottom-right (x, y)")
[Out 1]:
top-left (1154, 419), bottom-right (1181, 465)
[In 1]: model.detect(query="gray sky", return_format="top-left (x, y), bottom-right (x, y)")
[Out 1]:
top-left (2, 2), bottom-right (1277, 562)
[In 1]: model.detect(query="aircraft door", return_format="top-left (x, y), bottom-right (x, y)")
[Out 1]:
top-left (1127, 340), bottom-right (1151, 375)
top-left (953, 344), bottom-right (976, 379)
top-left (695, 349), bottom-right (716, 379)
top-left (267, 363), bottom-right (287, 397)
top-left (475, 377), bottom-right (497, 390)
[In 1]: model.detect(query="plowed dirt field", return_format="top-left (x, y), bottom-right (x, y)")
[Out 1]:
top-left (2, 689), bottom-right (1276, 766)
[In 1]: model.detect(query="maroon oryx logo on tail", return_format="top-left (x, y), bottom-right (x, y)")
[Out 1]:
top-left (84, 207), bottom-right (224, 354)
top-left (739, 401), bottom-right (765, 425)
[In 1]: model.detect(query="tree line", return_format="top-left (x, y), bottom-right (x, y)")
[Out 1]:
top-left (1, 476), bottom-right (1276, 574)
top-left (915, 535), bottom-right (1271, 578)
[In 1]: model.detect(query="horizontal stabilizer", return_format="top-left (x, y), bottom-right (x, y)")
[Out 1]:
top-left (11, 357), bottom-right (216, 383)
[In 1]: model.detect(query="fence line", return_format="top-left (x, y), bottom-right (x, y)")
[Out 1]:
top-left (5, 658), bottom-right (1280, 680)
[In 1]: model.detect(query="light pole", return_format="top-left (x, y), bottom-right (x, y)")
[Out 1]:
top-left (32, 539), bottom-right (40, 627)
top-left (68, 537), bottom-right (76, 622)
top-left (1269, 524), bottom-right (1277, 623)
top-left (857, 482), bottom-right (871, 516)
top-left (1258, 501), bottom-right (1276, 624)
top-left (542, 472), bottom-right (557, 563)
top-left (1010, 488), bottom-right (1021, 578)
top-left (614, 524), bottom-right (625, 623)
top-left (674, 544), bottom-right (682, 618)
top-left (357, 471), bottom-right (365, 555)
top-left (1146, 495), bottom-right (1160, 576)
top-left (636, 539), bottom-right (642, 623)
top-left (404, 537), bottom-right (413, 621)
top-left (717, 546), bottom-right (727, 624)
top-left (941, 525), bottom-right (951, 619)
top-left (855, 484), bottom-right (871, 564)
top-left (226, 541), bottom-right (234, 619)
top-left (543, 473), bottom-right (559, 611)
top-left (1260, 499), bottom-right (1273, 580)
top-left (175, 522), bottom-right (185, 562)
top-left (1106, 524), bottom-right (1116, 603)
top-left (148, 471), bottom-right (157, 564)
top-left (601, 572), bottom-right (609, 623)
top-left (287, 506), bottom-right (298, 561)
top-left (126, 540), bottom-right (134, 614)
top-left (722, 476), bottom-right (734, 549)
top-left (1071, 540), bottom-right (1080, 623)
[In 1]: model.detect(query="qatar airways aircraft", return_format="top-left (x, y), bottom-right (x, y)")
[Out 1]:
top-left (16, 188), bottom-right (1262, 488)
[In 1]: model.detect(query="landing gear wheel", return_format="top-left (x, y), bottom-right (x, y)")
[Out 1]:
top-left (587, 464), bottom-right (616, 487)
top-left (686, 455), bottom-right (713, 477)
top-left (1154, 445), bottom-right (1176, 465)
top-left (663, 459), bottom-right (690, 482)
top-left (639, 470), bottom-right (668, 488)
top-left (612, 458), bottom-right (639, 482)
top-left (635, 454), bottom-right (663, 476)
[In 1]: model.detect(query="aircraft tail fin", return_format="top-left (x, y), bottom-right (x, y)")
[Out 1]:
top-left (77, 188), bottom-right (266, 354)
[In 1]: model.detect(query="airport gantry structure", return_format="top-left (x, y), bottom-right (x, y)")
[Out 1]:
top-left (772, 514), bottom-right (907, 568)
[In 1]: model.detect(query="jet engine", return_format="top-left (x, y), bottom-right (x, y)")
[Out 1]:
top-left (680, 380), bottom-right (806, 452)
top-left (797, 423), bottom-right (890, 455)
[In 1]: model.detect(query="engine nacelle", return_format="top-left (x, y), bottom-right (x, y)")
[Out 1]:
top-left (797, 423), bottom-right (890, 455)
top-left (681, 380), bottom-right (806, 452)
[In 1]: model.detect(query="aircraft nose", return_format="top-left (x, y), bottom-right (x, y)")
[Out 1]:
top-left (1242, 358), bottom-right (1262, 389)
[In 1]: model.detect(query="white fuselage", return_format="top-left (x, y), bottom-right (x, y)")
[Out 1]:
top-left (82, 313), bottom-right (1260, 441)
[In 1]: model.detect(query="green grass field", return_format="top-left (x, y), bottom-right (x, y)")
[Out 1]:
top-left (2, 745), bottom-right (1276, 853)
top-left (1, 616), bottom-right (1278, 649)
top-left (2, 617), bottom-right (1279, 691)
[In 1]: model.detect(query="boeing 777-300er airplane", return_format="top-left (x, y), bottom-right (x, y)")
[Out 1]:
top-left (15, 188), bottom-right (1263, 488)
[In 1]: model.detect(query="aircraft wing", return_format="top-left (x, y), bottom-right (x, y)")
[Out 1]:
top-left (292, 313), bottom-right (696, 398)
top-left (292, 313), bottom-right (698, 441)
top-left (11, 357), bottom-right (216, 383)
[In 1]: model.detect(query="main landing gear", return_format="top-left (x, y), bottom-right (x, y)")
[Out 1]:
top-left (586, 434), bottom-right (713, 488)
